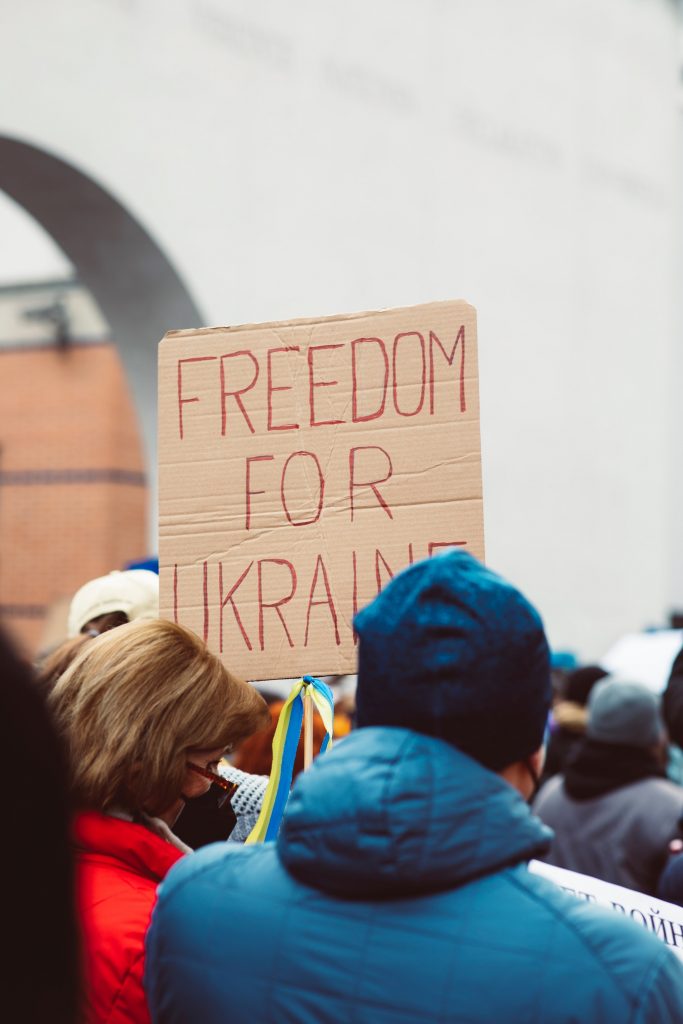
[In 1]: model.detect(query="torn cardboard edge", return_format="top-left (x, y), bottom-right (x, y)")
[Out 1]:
top-left (163, 298), bottom-right (476, 341)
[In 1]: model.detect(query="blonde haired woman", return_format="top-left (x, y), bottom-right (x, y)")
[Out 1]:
top-left (49, 618), bottom-right (268, 1024)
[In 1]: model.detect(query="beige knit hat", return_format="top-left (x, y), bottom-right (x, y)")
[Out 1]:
top-left (67, 569), bottom-right (159, 637)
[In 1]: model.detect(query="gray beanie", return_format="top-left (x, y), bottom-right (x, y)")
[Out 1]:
top-left (586, 679), bottom-right (664, 748)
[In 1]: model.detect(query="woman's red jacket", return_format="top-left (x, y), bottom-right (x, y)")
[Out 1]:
top-left (74, 811), bottom-right (184, 1023)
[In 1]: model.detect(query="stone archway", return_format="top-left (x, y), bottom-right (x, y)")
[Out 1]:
top-left (0, 135), bottom-right (203, 546)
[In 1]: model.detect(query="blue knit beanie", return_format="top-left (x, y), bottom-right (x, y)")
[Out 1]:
top-left (354, 550), bottom-right (551, 772)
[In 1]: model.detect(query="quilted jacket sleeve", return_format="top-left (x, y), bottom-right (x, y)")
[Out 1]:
top-left (637, 947), bottom-right (683, 1024)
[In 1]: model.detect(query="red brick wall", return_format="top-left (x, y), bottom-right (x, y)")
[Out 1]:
top-left (0, 341), bottom-right (147, 655)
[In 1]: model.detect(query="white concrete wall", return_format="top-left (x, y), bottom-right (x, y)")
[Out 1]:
top-left (0, 0), bottom-right (679, 659)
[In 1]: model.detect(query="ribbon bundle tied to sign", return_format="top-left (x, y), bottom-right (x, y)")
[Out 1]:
top-left (246, 675), bottom-right (334, 844)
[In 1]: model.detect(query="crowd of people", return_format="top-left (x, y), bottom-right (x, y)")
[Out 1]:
top-left (6, 552), bottom-right (683, 1021)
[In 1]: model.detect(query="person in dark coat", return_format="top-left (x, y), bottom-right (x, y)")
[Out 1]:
top-left (657, 646), bottom-right (683, 905)
top-left (540, 664), bottom-right (608, 784)
top-left (658, 841), bottom-right (683, 907)
top-left (663, 644), bottom-right (683, 745)
top-left (663, 644), bottom-right (683, 784)
top-left (0, 627), bottom-right (80, 1023)
top-left (534, 679), bottom-right (683, 894)
top-left (145, 551), bottom-right (683, 1023)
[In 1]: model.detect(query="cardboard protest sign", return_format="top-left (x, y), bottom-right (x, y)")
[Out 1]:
top-left (158, 300), bottom-right (483, 680)
top-left (529, 860), bottom-right (683, 963)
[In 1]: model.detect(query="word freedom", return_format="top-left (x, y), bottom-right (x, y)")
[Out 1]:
top-left (176, 326), bottom-right (466, 439)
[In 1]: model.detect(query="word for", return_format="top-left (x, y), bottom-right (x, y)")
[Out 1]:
top-left (177, 326), bottom-right (466, 439)
top-left (172, 540), bottom-right (466, 653)
top-left (244, 445), bottom-right (393, 528)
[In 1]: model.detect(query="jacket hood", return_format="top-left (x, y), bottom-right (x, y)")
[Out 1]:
top-left (563, 739), bottom-right (666, 800)
top-left (278, 728), bottom-right (552, 898)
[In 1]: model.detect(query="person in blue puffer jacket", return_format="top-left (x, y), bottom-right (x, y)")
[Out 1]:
top-left (145, 551), bottom-right (683, 1023)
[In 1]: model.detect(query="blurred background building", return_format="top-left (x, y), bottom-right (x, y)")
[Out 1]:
top-left (0, 276), bottom-right (146, 651)
top-left (0, 0), bottom-right (681, 659)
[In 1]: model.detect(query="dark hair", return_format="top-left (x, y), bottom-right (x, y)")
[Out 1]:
top-left (0, 628), bottom-right (80, 1022)
top-left (81, 610), bottom-right (129, 635)
top-left (663, 647), bottom-right (683, 747)
top-left (564, 665), bottom-right (608, 707)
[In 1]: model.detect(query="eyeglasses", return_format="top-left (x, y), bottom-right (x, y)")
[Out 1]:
top-left (186, 762), bottom-right (238, 808)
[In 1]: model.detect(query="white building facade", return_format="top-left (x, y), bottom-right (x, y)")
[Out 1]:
top-left (0, 0), bottom-right (680, 660)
